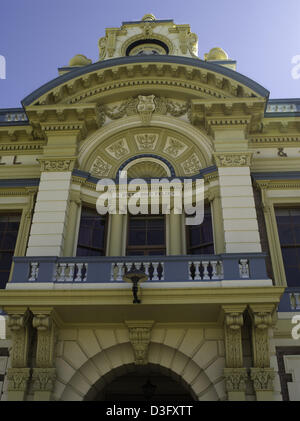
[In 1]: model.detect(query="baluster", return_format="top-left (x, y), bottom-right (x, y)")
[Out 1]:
top-left (188, 262), bottom-right (193, 280)
top-left (290, 293), bottom-right (297, 310)
top-left (152, 262), bottom-right (159, 281)
top-left (74, 263), bottom-right (83, 282)
top-left (57, 263), bottom-right (67, 282)
top-left (194, 262), bottom-right (201, 280)
top-left (125, 262), bottom-right (131, 274)
top-left (202, 261), bottom-right (209, 280)
top-left (239, 259), bottom-right (249, 278)
top-left (82, 263), bottom-right (87, 282)
top-left (28, 262), bottom-right (39, 281)
top-left (210, 261), bottom-right (218, 280)
top-left (296, 293), bottom-right (300, 310)
top-left (66, 263), bottom-right (75, 282)
top-left (111, 263), bottom-right (117, 281)
top-left (117, 262), bottom-right (124, 281)
top-left (144, 262), bottom-right (150, 279)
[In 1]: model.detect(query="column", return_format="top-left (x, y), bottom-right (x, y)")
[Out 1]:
top-left (6, 309), bottom-right (31, 401)
top-left (31, 308), bottom-right (57, 401)
top-left (222, 305), bottom-right (248, 401)
top-left (108, 214), bottom-right (124, 256)
top-left (63, 191), bottom-right (81, 256)
top-left (214, 152), bottom-right (262, 253)
top-left (208, 189), bottom-right (225, 254)
top-left (169, 211), bottom-right (182, 255)
top-left (249, 304), bottom-right (275, 401)
top-left (26, 158), bottom-right (75, 256)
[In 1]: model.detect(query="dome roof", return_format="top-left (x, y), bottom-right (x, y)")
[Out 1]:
top-left (68, 54), bottom-right (92, 67)
top-left (205, 47), bottom-right (229, 61)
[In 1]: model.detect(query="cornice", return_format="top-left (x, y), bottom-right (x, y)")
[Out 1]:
top-left (22, 56), bottom-right (269, 107)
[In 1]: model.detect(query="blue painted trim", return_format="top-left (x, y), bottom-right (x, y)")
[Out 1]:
top-left (118, 154), bottom-right (176, 177)
top-left (0, 179), bottom-right (40, 187)
top-left (21, 55), bottom-right (270, 106)
top-left (252, 172), bottom-right (300, 180)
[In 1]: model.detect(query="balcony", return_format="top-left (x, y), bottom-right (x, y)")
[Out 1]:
top-left (7, 253), bottom-right (272, 290)
top-left (278, 288), bottom-right (300, 312)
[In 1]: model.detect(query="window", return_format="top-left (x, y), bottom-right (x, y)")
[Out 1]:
top-left (76, 207), bottom-right (107, 256)
top-left (186, 204), bottom-right (214, 254)
top-left (0, 213), bottom-right (21, 289)
top-left (127, 215), bottom-right (166, 256)
top-left (275, 208), bottom-right (300, 287)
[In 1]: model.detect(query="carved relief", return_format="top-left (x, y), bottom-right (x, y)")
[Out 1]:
top-left (40, 159), bottom-right (75, 172)
top-left (249, 306), bottom-right (274, 371)
top-left (250, 368), bottom-right (275, 391)
top-left (32, 368), bottom-right (56, 392)
top-left (7, 312), bottom-right (30, 368)
top-left (163, 137), bottom-right (187, 157)
top-left (214, 153), bottom-right (252, 167)
top-left (223, 309), bottom-right (245, 369)
top-left (125, 321), bottom-right (154, 365)
top-left (137, 95), bottom-right (156, 125)
top-left (134, 134), bottom-right (158, 151)
top-left (91, 156), bottom-right (112, 177)
top-left (7, 367), bottom-right (31, 392)
top-left (32, 313), bottom-right (57, 368)
top-left (181, 153), bottom-right (202, 175)
top-left (223, 368), bottom-right (248, 392)
top-left (105, 139), bottom-right (130, 160)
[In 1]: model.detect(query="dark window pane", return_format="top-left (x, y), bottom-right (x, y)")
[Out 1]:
top-left (275, 207), bottom-right (300, 286)
top-left (76, 207), bottom-right (107, 256)
top-left (147, 230), bottom-right (164, 245)
top-left (129, 230), bottom-right (146, 245)
top-left (0, 213), bottom-right (21, 288)
top-left (187, 205), bottom-right (214, 254)
top-left (127, 215), bottom-right (165, 256)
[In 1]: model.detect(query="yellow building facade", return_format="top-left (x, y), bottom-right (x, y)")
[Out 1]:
top-left (0, 14), bottom-right (299, 401)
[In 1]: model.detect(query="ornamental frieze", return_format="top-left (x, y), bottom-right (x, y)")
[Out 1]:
top-left (39, 158), bottom-right (76, 172)
top-left (213, 152), bottom-right (253, 167)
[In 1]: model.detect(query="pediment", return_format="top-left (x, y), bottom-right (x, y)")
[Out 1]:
top-left (22, 56), bottom-right (269, 109)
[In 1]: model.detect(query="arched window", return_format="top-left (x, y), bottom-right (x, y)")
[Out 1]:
top-left (186, 203), bottom-right (214, 254)
top-left (76, 207), bottom-right (108, 256)
top-left (126, 214), bottom-right (166, 256)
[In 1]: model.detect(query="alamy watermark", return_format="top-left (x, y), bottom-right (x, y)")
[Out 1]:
top-left (0, 55), bottom-right (6, 79)
top-left (95, 171), bottom-right (204, 225)
top-left (291, 315), bottom-right (300, 340)
top-left (291, 55), bottom-right (300, 80)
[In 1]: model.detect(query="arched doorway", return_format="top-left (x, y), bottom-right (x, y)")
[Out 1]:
top-left (84, 363), bottom-right (196, 401)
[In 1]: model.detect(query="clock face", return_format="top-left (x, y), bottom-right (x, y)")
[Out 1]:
top-left (129, 43), bottom-right (166, 56)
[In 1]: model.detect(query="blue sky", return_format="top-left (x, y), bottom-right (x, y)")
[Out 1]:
top-left (0, 0), bottom-right (299, 108)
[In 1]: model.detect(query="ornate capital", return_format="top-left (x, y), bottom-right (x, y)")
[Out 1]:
top-left (250, 368), bottom-right (275, 391)
top-left (7, 311), bottom-right (31, 368)
top-left (32, 314), bottom-right (52, 331)
top-left (7, 367), bottom-right (31, 392)
top-left (252, 311), bottom-right (273, 330)
top-left (125, 321), bottom-right (154, 365)
top-left (223, 368), bottom-right (248, 392)
top-left (213, 152), bottom-right (252, 167)
top-left (223, 306), bottom-right (246, 368)
top-left (8, 312), bottom-right (29, 331)
top-left (39, 158), bottom-right (76, 172)
top-left (249, 305), bottom-right (274, 368)
top-left (32, 368), bottom-right (56, 392)
top-left (225, 312), bottom-right (244, 330)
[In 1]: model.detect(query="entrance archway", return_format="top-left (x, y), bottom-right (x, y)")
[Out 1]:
top-left (84, 363), bottom-right (196, 401)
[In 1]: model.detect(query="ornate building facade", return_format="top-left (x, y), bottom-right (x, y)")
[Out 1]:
top-left (0, 14), bottom-right (299, 401)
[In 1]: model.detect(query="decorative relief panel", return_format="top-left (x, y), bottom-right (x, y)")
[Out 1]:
top-left (163, 136), bottom-right (188, 158)
top-left (181, 152), bottom-right (202, 175)
top-left (125, 321), bottom-right (154, 365)
top-left (105, 138), bottom-right (130, 160)
top-left (134, 134), bottom-right (159, 151)
top-left (90, 156), bottom-right (112, 177)
top-left (213, 152), bottom-right (252, 168)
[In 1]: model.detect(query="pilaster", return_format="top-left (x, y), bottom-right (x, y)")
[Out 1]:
top-left (222, 305), bottom-right (247, 401)
top-left (5, 308), bottom-right (31, 401)
top-left (63, 190), bottom-right (81, 256)
top-left (249, 304), bottom-right (275, 401)
top-left (31, 308), bottom-right (58, 401)
top-left (214, 152), bottom-right (262, 253)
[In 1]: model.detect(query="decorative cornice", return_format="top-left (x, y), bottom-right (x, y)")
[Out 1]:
top-left (213, 152), bottom-right (253, 167)
top-left (250, 136), bottom-right (300, 145)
